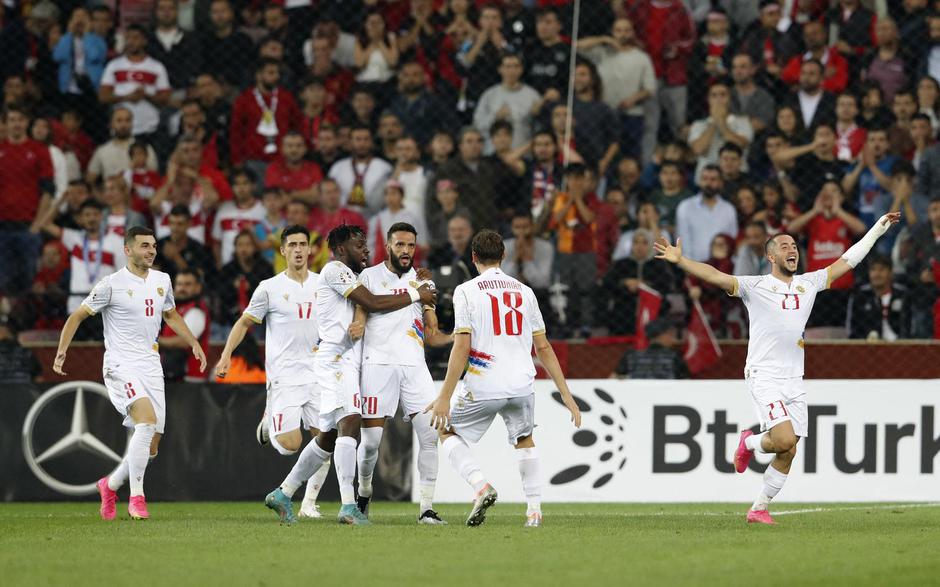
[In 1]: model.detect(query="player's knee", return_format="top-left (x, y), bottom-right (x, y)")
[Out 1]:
top-left (274, 433), bottom-right (301, 454)
top-left (775, 435), bottom-right (797, 455)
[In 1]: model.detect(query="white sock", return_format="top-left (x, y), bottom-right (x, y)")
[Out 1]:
top-left (745, 431), bottom-right (771, 453)
top-left (128, 423), bottom-right (156, 497)
top-left (356, 427), bottom-right (384, 498)
top-left (516, 447), bottom-right (542, 515)
top-left (335, 436), bottom-right (358, 505)
top-left (752, 465), bottom-right (788, 511)
top-left (442, 435), bottom-right (486, 494)
top-left (108, 457), bottom-right (129, 491)
top-left (282, 438), bottom-right (331, 498)
top-left (302, 457), bottom-right (331, 505)
top-left (413, 412), bottom-right (439, 512)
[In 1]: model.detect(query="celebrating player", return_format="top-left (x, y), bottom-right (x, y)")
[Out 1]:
top-left (264, 224), bottom-right (436, 525)
top-left (654, 212), bottom-right (900, 524)
top-left (215, 225), bottom-right (332, 519)
top-left (53, 226), bottom-right (208, 521)
top-left (352, 222), bottom-right (453, 525)
top-left (425, 229), bottom-right (581, 527)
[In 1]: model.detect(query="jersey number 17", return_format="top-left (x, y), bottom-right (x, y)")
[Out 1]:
top-left (487, 291), bottom-right (523, 336)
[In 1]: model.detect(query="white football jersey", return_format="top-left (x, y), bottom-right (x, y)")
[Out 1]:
top-left (82, 267), bottom-right (175, 376)
top-left (316, 260), bottom-right (362, 357)
top-left (359, 263), bottom-right (427, 366)
top-left (244, 271), bottom-right (319, 386)
top-left (732, 269), bottom-right (829, 379)
top-left (212, 200), bottom-right (266, 265)
top-left (453, 267), bottom-right (545, 399)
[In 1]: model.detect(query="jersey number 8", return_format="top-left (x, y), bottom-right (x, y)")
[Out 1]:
top-left (487, 291), bottom-right (523, 336)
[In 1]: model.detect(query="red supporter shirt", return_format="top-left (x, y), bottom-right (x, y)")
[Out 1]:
top-left (646, 3), bottom-right (669, 77)
top-left (309, 207), bottom-right (366, 237)
top-left (264, 159), bottom-right (324, 192)
top-left (229, 86), bottom-right (303, 165)
top-left (807, 215), bottom-right (854, 289)
top-left (0, 138), bottom-right (54, 222)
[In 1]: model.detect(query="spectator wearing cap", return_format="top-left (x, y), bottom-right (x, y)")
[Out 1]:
top-left (611, 318), bottom-right (689, 379)
top-left (781, 20), bottom-right (850, 94)
top-left (367, 179), bottom-right (429, 264)
top-left (426, 179), bottom-right (471, 248)
top-left (847, 254), bottom-right (912, 341)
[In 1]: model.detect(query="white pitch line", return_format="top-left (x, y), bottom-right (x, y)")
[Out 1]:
top-left (773, 503), bottom-right (940, 516)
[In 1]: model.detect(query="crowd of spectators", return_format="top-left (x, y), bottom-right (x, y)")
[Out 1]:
top-left (0, 0), bottom-right (939, 378)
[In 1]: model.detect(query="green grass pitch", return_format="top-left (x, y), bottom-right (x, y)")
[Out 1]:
top-left (2, 502), bottom-right (939, 586)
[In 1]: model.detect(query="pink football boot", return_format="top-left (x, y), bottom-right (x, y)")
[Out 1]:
top-left (734, 430), bottom-right (755, 473)
top-left (746, 509), bottom-right (775, 525)
top-left (128, 496), bottom-right (150, 520)
top-left (96, 477), bottom-right (117, 521)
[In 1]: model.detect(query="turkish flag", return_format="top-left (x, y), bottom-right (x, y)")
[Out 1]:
top-left (634, 283), bottom-right (663, 350)
top-left (683, 299), bottom-right (722, 375)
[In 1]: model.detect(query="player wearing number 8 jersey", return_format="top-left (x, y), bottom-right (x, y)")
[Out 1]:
top-left (654, 212), bottom-right (900, 525)
top-left (216, 225), bottom-right (332, 521)
top-left (53, 226), bottom-right (208, 521)
top-left (425, 229), bottom-right (581, 528)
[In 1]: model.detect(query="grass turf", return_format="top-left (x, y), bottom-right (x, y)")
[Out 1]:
top-left (1, 502), bottom-right (939, 586)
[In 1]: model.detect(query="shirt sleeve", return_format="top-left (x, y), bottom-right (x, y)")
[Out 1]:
top-left (211, 206), bottom-right (224, 241)
top-left (162, 276), bottom-right (176, 312)
top-left (100, 61), bottom-right (116, 87)
top-left (81, 275), bottom-right (112, 314)
top-left (729, 275), bottom-right (764, 299)
top-left (155, 64), bottom-right (170, 91)
top-left (528, 288), bottom-right (546, 336)
top-left (323, 262), bottom-right (360, 298)
top-left (453, 286), bottom-right (472, 335)
top-left (805, 268), bottom-right (830, 293)
top-left (243, 281), bottom-right (268, 323)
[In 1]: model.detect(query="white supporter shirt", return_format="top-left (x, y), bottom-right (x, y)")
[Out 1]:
top-left (82, 267), bottom-right (175, 377)
top-left (453, 267), bottom-right (545, 399)
top-left (244, 271), bottom-right (319, 386)
top-left (100, 56), bottom-right (170, 135)
top-left (360, 263), bottom-right (427, 366)
top-left (366, 208), bottom-right (428, 255)
top-left (732, 269), bottom-right (830, 379)
top-left (316, 260), bottom-right (361, 358)
top-left (62, 228), bottom-right (125, 312)
top-left (211, 200), bottom-right (266, 265)
top-left (155, 196), bottom-right (208, 244)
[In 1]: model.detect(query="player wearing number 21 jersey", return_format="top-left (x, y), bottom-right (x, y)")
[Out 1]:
top-left (53, 227), bottom-right (207, 522)
top-left (655, 213), bottom-right (898, 525)
top-left (425, 229), bottom-right (581, 528)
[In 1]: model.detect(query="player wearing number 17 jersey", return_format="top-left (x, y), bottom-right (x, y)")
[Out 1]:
top-left (53, 226), bottom-right (208, 521)
top-left (425, 230), bottom-right (581, 527)
top-left (654, 212), bottom-right (899, 525)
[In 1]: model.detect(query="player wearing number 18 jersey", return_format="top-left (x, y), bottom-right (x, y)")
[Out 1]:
top-left (53, 226), bottom-right (207, 521)
top-left (425, 230), bottom-right (581, 527)
top-left (655, 212), bottom-right (899, 525)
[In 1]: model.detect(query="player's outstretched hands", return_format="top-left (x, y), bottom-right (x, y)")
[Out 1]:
top-left (348, 320), bottom-right (365, 340)
top-left (653, 237), bottom-right (682, 264)
top-left (53, 352), bottom-right (67, 376)
top-left (876, 212), bottom-right (901, 234)
top-left (193, 344), bottom-right (208, 373)
top-left (215, 353), bottom-right (231, 379)
top-left (423, 396), bottom-right (450, 432)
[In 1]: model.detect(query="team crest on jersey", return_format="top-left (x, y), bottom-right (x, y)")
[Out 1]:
top-left (796, 286), bottom-right (806, 294)
top-left (157, 287), bottom-right (164, 296)
top-left (127, 290), bottom-right (134, 298)
top-left (283, 293), bottom-right (289, 301)
top-left (771, 285), bottom-right (778, 292)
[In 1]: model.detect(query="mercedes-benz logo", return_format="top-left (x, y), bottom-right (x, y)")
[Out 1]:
top-left (22, 381), bottom-right (129, 496)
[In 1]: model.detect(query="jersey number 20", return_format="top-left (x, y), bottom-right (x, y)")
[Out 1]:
top-left (488, 291), bottom-right (523, 336)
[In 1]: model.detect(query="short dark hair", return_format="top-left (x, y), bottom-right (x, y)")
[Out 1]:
top-left (126, 24), bottom-right (148, 36)
top-left (256, 57), bottom-right (281, 73)
top-left (4, 103), bottom-right (30, 120)
top-left (564, 162), bottom-right (589, 177)
top-left (79, 199), bottom-right (105, 213)
top-left (350, 123), bottom-right (372, 136)
top-left (764, 232), bottom-right (795, 254)
top-left (327, 224), bottom-right (365, 252)
top-left (176, 268), bottom-right (203, 285)
top-left (912, 112), bottom-right (933, 125)
top-left (802, 58), bottom-right (824, 73)
top-left (386, 221), bottom-right (417, 241)
top-left (535, 7), bottom-right (559, 21)
top-left (128, 141), bottom-right (149, 157)
top-left (282, 224), bottom-right (310, 243)
top-left (471, 229), bottom-right (504, 264)
top-left (230, 166), bottom-right (257, 184)
top-left (701, 163), bottom-right (722, 176)
top-left (719, 143), bottom-right (743, 157)
top-left (287, 198), bottom-right (310, 211)
top-left (660, 159), bottom-right (682, 173)
top-left (489, 119), bottom-right (513, 137)
top-left (169, 204), bottom-right (191, 219)
top-left (868, 253), bottom-right (892, 270)
top-left (124, 225), bottom-right (155, 245)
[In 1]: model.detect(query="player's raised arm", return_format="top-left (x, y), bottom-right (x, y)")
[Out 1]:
top-left (654, 237), bottom-right (736, 295)
top-left (533, 333), bottom-right (581, 427)
top-left (825, 212), bottom-right (901, 286)
top-left (163, 308), bottom-right (208, 373)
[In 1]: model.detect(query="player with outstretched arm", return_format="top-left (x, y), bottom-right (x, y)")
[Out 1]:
top-left (654, 212), bottom-right (900, 524)
top-left (425, 229), bottom-right (581, 528)
top-left (53, 226), bottom-right (208, 521)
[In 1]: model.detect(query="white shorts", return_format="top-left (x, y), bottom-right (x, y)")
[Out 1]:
top-left (449, 384), bottom-right (536, 446)
top-left (746, 375), bottom-right (808, 437)
top-left (268, 382), bottom-right (320, 435)
top-left (360, 363), bottom-right (435, 421)
top-left (316, 352), bottom-right (361, 431)
top-left (103, 367), bottom-right (166, 434)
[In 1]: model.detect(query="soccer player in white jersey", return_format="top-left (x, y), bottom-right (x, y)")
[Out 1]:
top-left (352, 222), bottom-right (454, 524)
top-left (654, 212), bottom-right (900, 524)
top-left (52, 226), bottom-right (208, 521)
top-left (264, 224), bottom-right (436, 525)
top-left (425, 229), bottom-right (581, 527)
top-left (215, 225), bottom-right (332, 521)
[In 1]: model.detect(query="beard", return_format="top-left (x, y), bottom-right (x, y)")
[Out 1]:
top-left (701, 186), bottom-right (721, 198)
top-left (388, 251), bottom-right (412, 274)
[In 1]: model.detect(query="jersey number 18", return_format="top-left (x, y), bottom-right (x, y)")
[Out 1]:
top-left (487, 291), bottom-right (523, 336)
